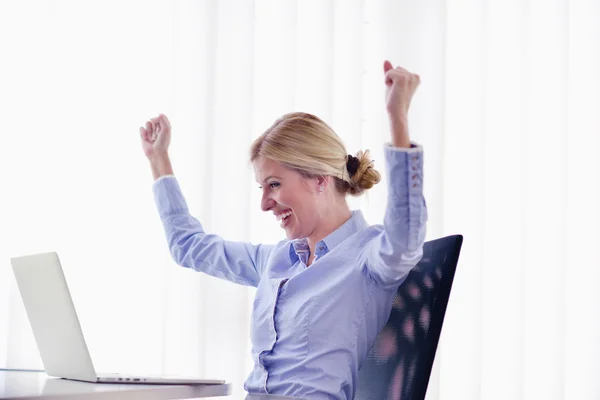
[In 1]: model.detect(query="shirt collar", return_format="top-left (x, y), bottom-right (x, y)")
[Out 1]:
top-left (288, 210), bottom-right (369, 263)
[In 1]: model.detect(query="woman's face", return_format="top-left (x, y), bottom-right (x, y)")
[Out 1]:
top-left (253, 156), bottom-right (322, 240)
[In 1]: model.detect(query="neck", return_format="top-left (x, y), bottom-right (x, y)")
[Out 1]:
top-left (306, 201), bottom-right (352, 259)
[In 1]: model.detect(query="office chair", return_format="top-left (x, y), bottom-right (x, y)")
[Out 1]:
top-left (354, 234), bottom-right (463, 400)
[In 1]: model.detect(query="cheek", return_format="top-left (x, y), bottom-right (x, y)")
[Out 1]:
top-left (277, 188), bottom-right (297, 205)
top-left (288, 193), bottom-right (317, 216)
top-left (278, 192), bottom-right (294, 208)
top-left (278, 185), bottom-right (314, 213)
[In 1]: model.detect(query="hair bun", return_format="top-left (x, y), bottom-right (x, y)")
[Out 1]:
top-left (347, 150), bottom-right (381, 196)
top-left (346, 154), bottom-right (360, 177)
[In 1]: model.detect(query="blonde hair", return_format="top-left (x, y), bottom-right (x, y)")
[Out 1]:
top-left (250, 112), bottom-right (381, 196)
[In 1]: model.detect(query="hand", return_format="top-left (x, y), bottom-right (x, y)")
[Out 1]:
top-left (383, 61), bottom-right (420, 123)
top-left (139, 113), bottom-right (171, 160)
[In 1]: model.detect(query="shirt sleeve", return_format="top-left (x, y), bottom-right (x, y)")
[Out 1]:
top-left (152, 177), bottom-right (274, 287)
top-left (365, 142), bottom-right (428, 289)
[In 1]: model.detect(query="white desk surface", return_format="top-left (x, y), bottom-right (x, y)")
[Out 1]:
top-left (0, 370), bottom-right (231, 400)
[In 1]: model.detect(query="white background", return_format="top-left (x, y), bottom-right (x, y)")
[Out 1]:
top-left (1, 1), bottom-right (599, 399)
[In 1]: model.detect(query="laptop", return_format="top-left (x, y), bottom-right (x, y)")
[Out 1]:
top-left (10, 251), bottom-right (225, 385)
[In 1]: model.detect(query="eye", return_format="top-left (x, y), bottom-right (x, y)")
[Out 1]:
top-left (257, 182), bottom-right (280, 190)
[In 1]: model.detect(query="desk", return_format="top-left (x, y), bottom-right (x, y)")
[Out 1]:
top-left (0, 370), bottom-right (231, 399)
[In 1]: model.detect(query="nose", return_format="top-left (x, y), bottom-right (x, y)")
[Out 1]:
top-left (261, 191), bottom-right (276, 212)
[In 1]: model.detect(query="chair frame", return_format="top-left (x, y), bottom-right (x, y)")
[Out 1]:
top-left (411, 234), bottom-right (462, 399)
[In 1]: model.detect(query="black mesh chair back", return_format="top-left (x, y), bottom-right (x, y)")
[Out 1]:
top-left (355, 235), bottom-right (463, 400)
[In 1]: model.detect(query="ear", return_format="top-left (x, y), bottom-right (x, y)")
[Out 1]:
top-left (315, 175), bottom-right (331, 192)
top-left (317, 175), bottom-right (330, 185)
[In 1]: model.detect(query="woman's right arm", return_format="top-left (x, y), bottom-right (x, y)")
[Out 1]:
top-left (141, 115), bottom-right (272, 287)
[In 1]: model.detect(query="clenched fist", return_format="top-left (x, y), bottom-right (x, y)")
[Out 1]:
top-left (140, 113), bottom-right (171, 160)
top-left (383, 60), bottom-right (420, 122)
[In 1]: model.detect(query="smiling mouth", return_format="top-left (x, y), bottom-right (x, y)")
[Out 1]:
top-left (276, 210), bottom-right (293, 228)
top-left (275, 209), bottom-right (293, 222)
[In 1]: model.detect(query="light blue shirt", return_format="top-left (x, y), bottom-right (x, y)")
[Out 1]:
top-left (152, 143), bottom-right (427, 399)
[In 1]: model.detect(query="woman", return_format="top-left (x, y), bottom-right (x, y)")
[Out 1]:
top-left (139, 60), bottom-right (427, 399)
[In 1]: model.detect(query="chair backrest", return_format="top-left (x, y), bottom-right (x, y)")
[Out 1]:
top-left (355, 235), bottom-right (463, 400)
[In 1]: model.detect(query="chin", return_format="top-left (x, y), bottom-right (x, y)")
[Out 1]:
top-left (284, 228), bottom-right (302, 240)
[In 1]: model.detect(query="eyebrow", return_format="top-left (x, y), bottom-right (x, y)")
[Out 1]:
top-left (257, 175), bottom-right (284, 184)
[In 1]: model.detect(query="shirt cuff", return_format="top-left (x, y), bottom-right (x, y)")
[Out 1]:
top-left (383, 141), bottom-right (424, 199)
top-left (153, 174), bottom-right (176, 185)
top-left (152, 176), bottom-right (189, 219)
top-left (384, 141), bottom-right (423, 153)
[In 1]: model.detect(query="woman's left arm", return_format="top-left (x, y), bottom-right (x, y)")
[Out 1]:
top-left (383, 60), bottom-right (420, 148)
top-left (365, 61), bottom-right (428, 288)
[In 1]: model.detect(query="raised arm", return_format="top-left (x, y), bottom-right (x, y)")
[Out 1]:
top-left (153, 176), bottom-right (273, 286)
top-left (365, 61), bottom-right (427, 288)
top-left (141, 115), bottom-right (273, 287)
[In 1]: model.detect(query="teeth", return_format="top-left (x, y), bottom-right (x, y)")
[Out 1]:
top-left (276, 210), bottom-right (293, 221)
